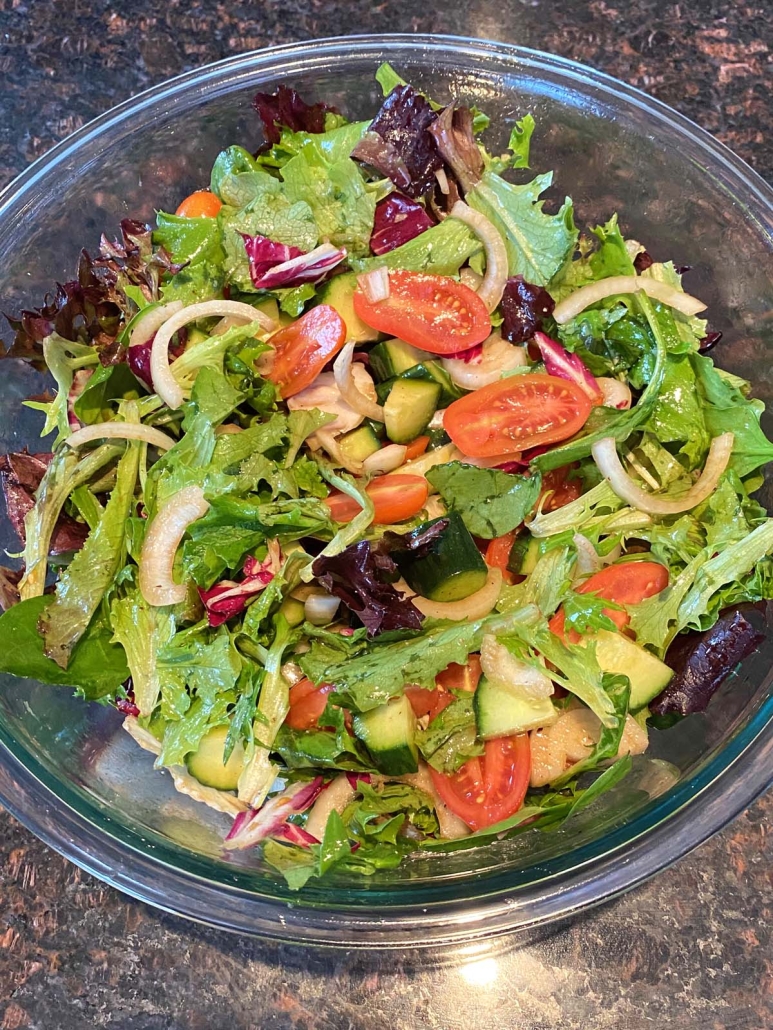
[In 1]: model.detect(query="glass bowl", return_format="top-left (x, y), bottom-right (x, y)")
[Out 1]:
top-left (1, 34), bottom-right (773, 947)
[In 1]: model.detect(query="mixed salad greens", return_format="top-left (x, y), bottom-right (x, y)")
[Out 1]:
top-left (1, 65), bottom-right (772, 890)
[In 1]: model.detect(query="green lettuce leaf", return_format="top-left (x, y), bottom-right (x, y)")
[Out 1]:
top-left (416, 692), bottom-right (483, 773)
top-left (0, 595), bottom-right (129, 700)
top-left (425, 462), bottom-right (542, 539)
top-left (353, 217), bottom-right (480, 276)
top-left (111, 588), bottom-right (176, 716)
top-left (644, 351), bottom-right (709, 470)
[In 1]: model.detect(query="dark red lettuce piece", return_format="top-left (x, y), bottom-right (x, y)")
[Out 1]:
top-left (370, 194), bottom-right (434, 256)
top-left (0, 451), bottom-right (88, 554)
top-left (0, 567), bottom-right (21, 612)
top-left (352, 86), bottom-right (442, 198)
top-left (633, 250), bottom-right (654, 272)
top-left (500, 275), bottom-right (556, 344)
top-left (651, 604), bottom-right (769, 717)
top-left (312, 540), bottom-right (423, 636)
top-left (428, 106), bottom-right (483, 194)
top-left (253, 86), bottom-right (335, 146)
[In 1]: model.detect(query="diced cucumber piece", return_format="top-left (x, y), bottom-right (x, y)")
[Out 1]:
top-left (426, 427), bottom-right (451, 450)
top-left (369, 339), bottom-right (427, 381)
top-left (593, 629), bottom-right (673, 710)
top-left (278, 596), bottom-right (305, 627)
top-left (186, 725), bottom-right (245, 791)
top-left (338, 424), bottom-right (382, 464)
top-left (405, 362), bottom-right (464, 406)
top-left (353, 695), bottom-right (418, 775)
top-left (509, 535), bottom-right (540, 576)
top-left (317, 272), bottom-right (379, 343)
top-left (393, 511), bottom-right (488, 602)
top-left (383, 378), bottom-right (441, 444)
top-left (474, 676), bottom-right (557, 740)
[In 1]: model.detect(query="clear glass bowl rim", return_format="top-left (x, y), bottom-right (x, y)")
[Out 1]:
top-left (1, 33), bottom-right (772, 946)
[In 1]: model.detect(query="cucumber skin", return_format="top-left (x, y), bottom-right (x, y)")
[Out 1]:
top-left (393, 512), bottom-right (488, 602)
top-left (352, 696), bottom-right (419, 776)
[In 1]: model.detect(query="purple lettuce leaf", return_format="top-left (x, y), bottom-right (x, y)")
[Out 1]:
top-left (242, 234), bottom-right (346, 290)
top-left (370, 194), bottom-right (434, 256)
top-left (312, 540), bottom-right (424, 636)
top-left (351, 85), bottom-right (442, 198)
top-left (427, 105), bottom-right (483, 194)
top-left (0, 451), bottom-right (88, 555)
top-left (500, 275), bottom-right (556, 344)
top-left (253, 86), bottom-right (336, 146)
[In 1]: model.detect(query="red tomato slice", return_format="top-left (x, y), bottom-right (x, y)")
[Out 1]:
top-left (444, 374), bottom-right (593, 458)
top-left (324, 474), bottom-right (428, 525)
top-left (539, 464), bottom-right (583, 513)
top-left (406, 655), bottom-right (482, 720)
top-left (285, 679), bottom-right (336, 731)
top-left (404, 435), bottom-right (430, 461)
top-left (431, 735), bottom-right (531, 831)
top-left (484, 532), bottom-right (518, 586)
top-left (353, 270), bottom-right (491, 355)
top-left (436, 654), bottom-right (482, 694)
top-left (267, 305), bottom-right (346, 399)
top-left (549, 560), bottom-right (669, 643)
top-left (175, 190), bottom-right (222, 218)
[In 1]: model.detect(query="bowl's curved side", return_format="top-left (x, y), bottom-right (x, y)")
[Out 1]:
top-left (1, 34), bottom-right (773, 944)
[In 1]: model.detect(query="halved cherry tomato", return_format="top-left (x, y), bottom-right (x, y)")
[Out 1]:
top-left (285, 679), bottom-right (336, 731)
top-left (175, 190), bottom-right (222, 218)
top-left (353, 270), bottom-right (491, 355)
top-left (485, 532), bottom-right (518, 586)
top-left (404, 435), bottom-right (430, 461)
top-left (539, 464), bottom-right (583, 513)
top-left (267, 305), bottom-right (346, 399)
top-left (406, 655), bottom-right (482, 720)
top-left (431, 734), bottom-right (532, 831)
top-left (324, 474), bottom-right (428, 525)
top-left (549, 560), bottom-right (669, 643)
top-left (443, 373), bottom-right (593, 458)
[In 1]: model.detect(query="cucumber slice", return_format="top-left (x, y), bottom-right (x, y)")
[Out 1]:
top-left (353, 695), bottom-right (419, 775)
top-left (393, 511), bottom-right (488, 602)
top-left (317, 272), bottom-right (379, 343)
top-left (369, 339), bottom-right (427, 381)
top-left (474, 676), bottom-right (557, 740)
top-left (509, 535), bottom-right (540, 576)
top-left (383, 378), bottom-right (441, 444)
top-left (186, 725), bottom-right (245, 791)
top-left (278, 596), bottom-right (305, 627)
top-left (593, 629), bottom-right (673, 710)
top-left (338, 424), bottom-right (382, 464)
top-left (405, 362), bottom-right (464, 406)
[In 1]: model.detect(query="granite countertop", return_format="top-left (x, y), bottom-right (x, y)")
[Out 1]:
top-left (1, 3), bottom-right (772, 1028)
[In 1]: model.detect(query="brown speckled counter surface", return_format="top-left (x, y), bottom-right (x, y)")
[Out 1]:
top-left (1, 3), bottom-right (773, 1028)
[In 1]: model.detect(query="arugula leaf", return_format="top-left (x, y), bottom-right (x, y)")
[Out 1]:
top-left (0, 595), bottom-right (129, 700)
top-left (467, 171), bottom-right (577, 286)
top-left (110, 588), bottom-right (176, 717)
top-left (274, 698), bottom-right (372, 771)
top-left (416, 692), bottom-right (483, 773)
top-left (188, 366), bottom-right (244, 426)
top-left (425, 462), bottom-right (542, 539)
top-left (40, 440), bottom-right (140, 668)
top-left (690, 354), bottom-right (773, 478)
top-left (183, 524), bottom-right (264, 589)
top-left (321, 608), bottom-right (533, 712)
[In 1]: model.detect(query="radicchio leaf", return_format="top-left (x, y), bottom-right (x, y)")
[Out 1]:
top-left (241, 234), bottom-right (346, 290)
top-left (534, 331), bottom-right (601, 400)
top-left (351, 85), bottom-right (442, 199)
top-left (127, 329), bottom-right (187, 390)
top-left (427, 105), bottom-right (483, 194)
top-left (652, 604), bottom-right (768, 717)
top-left (225, 776), bottom-right (325, 849)
top-left (500, 275), bottom-right (556, 344)
top-left (253, 86), bottom-right (335, 146)
top-left (312, 540), bottom-right (423, 636)
top-left (370, 194), bottom-right (434, 255)
top-left (198, 554), bottom-right (276, 628)
top-left (0, 451), bottom-right (88, 555)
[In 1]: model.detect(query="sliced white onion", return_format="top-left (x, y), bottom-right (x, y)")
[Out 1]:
top-left (304, 591), bottom-right (341, 626)
top-left (442, 331), bottom-right (527, 390)
top-left (311, 428), bottom-right (363, 475)
top-left (333, 341), bottom-right (385, 422)
top-left (139, 485), bottom-right (210, 606)
top-left (450, 200), bottom-right (507, 313)
top-left (596, 377), bottom-right (632, 410)
top-left (128, 300), bottom-right (184, 349)
top-left (428, 409), bottom-right (446, 430)
top-left (280, 661), bottom-right (305, 686)
top-left (357, 267), bottom-right (390, 304)
top-left (362, 443), bottom-right (407, 474)
top-left (151, 300), bottom-right (277, 410)
top-left (573, 533), bottom-right (602, 578)
top-left (400, 764), bottom-right (470, 838)
top-left (435, 167), bottom-right (450, 195)
top-left (459, 267), bottom-right (483, 291)
top-left (387, 442), bottom-right (458, 482)
top-left (304, 775), bottom-right (356, 842)
top-left (123, 715), bottom-right (162, 756)
top-left (410, 568), bottom-right (502, 621)
top-left (287, 370), bottom-right (369, 437)
top-left (169, 765), bottom-right (248, 816)
top-left (214, 423), bottom-right (243, 436)
top-left (480, 635), bottom-right (554, 699)
top-left (65, 422), bottom-right (176, 451)
top-left (592, 433), bottom-right (734, 515)
top-left (553, 275), bottom-right (707, 325)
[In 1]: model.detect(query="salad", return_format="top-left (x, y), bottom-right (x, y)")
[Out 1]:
top-left (1, 63), bottom-right (772, 891)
